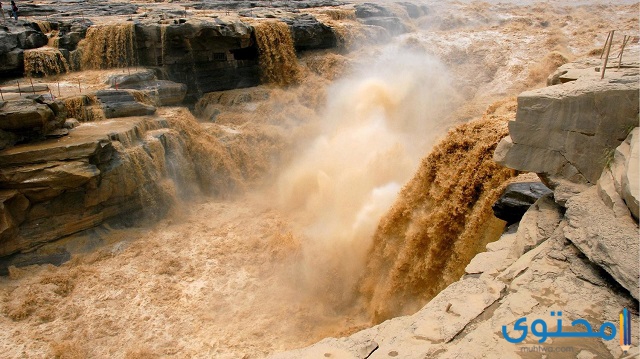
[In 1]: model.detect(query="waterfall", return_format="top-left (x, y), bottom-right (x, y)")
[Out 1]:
top-left (253, 21), bottom-right (300, 86)
top-left (24, 48), bottom-right (70, 77)
top-left (80, 24), bottom-right (138, 70)
top-left (360, 109), bottom-right (517, 323)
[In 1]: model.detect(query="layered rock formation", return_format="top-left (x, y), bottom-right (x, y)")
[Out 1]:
top-left (494, 64), bottom-right (639, 204)
top-left (0, 1), bottom-right (349, 100)
top-left (0, 116), bottom-right (171, 268)
top-left (0, 24), bottom-right (48, 76)
top-left (0, 75), bottom-right (190, 272)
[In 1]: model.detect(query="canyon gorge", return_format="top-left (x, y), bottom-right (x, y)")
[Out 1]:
top-left (0, 0), bottom-right (638, 358)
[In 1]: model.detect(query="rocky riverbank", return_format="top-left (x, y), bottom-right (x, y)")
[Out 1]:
top-left (272, 56), bottom-right (640, 359)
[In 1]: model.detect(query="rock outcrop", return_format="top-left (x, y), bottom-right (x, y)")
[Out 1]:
top-left (354, 2), bottom-right (408, 35)
top-left (95, 90), bottom-right (156, 119)
top-left (135, 19), bottom-right (260, 101)
top-left (494, 67), bottom-right (639, 204)
top-left (565, 187), bottom-right (639, 299)
top-left (281, 14), bottom-right (338, 51)
top-left (105, 70), bottom-right (187, 106)
top-left (492, 182), bottom-right (552, 224)
top-left (272, 196), bottom-right (638, 358)
top-left (0, 97), bottom-right (66, 143)
top-left (0, 24), bottom-right (48, 75)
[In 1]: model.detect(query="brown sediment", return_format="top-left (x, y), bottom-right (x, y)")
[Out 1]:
top-left (253, 21), bottom-right (300, 86)
top-left (128, 89), bottom-right (157, 106)
top-left (79, 24), bottom-right (138, 70)
top-left (360, 99), bottom-right (518, 323)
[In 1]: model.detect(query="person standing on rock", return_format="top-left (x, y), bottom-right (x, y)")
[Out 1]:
top-left (10, 1), bottom-right (17, 21)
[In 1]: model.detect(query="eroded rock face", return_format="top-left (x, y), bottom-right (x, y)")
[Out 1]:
top-left (565, 187), bottom-right (639, 300)
top-left (135, 20), bottom-right (260, 101)
top-left (105, 70), bottom-right (188, 106)
top-left (494, 74), bottom-right (639, 191)
top-left (281, 14), bottom-right (337, 51)
top-left (0, 117), bottom-right (175, 263)
top-left (0, 99), bottom-right (55, 132)
top-left (355, 2), bottom-right (408, 35)
top-left (621, 128), bottom-right (639, 219)
top-left (0, 26), bottom-right (48, 75)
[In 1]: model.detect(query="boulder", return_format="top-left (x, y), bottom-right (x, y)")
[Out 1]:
top-left (0, 32), bottom-right (18, 54)
top-left (360, 17), bottom-right (407, 36)
top-left (0, 48), bottom-right (24, 74)
top-left (0, 27), bottom-right (47, 75)
top-left (281, 14), bottom-right (337, 51)
top-left (55, 19), bottom-right (93, 52)
top-left (492, 182), bottom-right (552, 224)
top-left (596, 128), bottom-right (638, 220)
top-left (105, 70), bottom-right (188, 106)
top-left (0, 99), bottom-right (55, 132)
top-left (95, 90), bottom-right (156, 118)
top-left (105, 69), bottom-right (157, 88)
top-left (564, 186), bottom-right (639, 299)
top-left (509, 194), bottom-right (563, 258)
top-left (16, 29), bottom-right (48, 49)
top-left (495, 74), bottom-right (639, 192)
top-left (354, 3), bottom-right (394, 18)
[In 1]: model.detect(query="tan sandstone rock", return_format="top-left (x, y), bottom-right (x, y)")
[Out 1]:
top-left (564, 186), bottom-right (639, 300)
top-left (494, 74), bottom-right (639, 194)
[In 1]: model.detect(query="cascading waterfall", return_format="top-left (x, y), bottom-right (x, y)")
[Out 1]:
top-left (253, 21), bottom-right (300, 86)
top-left (23, 48), bottom-right (70, 77)
top-left (360, 105), bottom-right (518, 323)
top-left (79, 24), bottom-right (138, 70)
top-left (63, 95), bottom-right (105, 122)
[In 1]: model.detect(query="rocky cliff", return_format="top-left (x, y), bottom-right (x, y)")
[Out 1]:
top-left (272, 59), bottom-right (639, 358)
top-left (0, 3), bottom-right (343, 100)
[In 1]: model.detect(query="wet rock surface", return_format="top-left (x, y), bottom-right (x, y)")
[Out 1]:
top-left (95, 90), bottom-right (156, 118)
top-left (0, 116), bottom-right (172, 262)
top-left (492, 182), bottom-right (552, 224)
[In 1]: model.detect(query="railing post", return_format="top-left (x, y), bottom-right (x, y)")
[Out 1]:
top-left (601, 30), bottom-right (614, 80)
